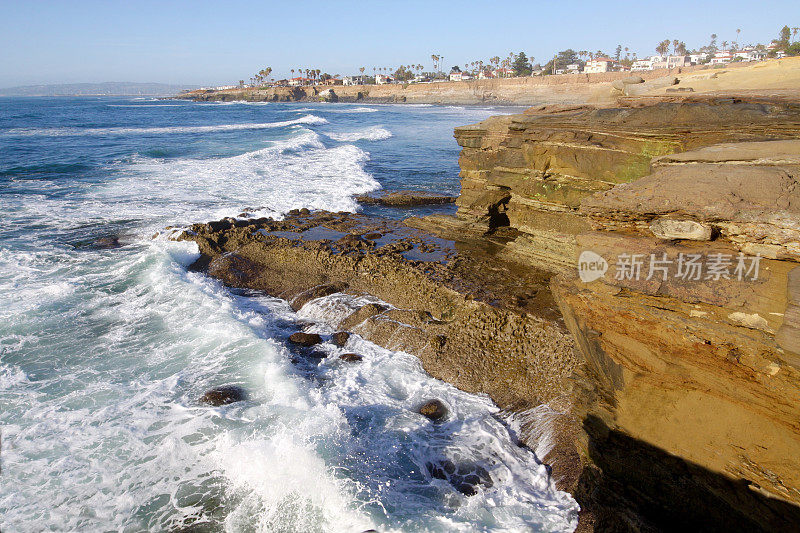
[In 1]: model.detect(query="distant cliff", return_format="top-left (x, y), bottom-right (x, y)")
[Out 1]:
top-left (176, 67), bottom-right (704, 106)
top-left (175, 59), bottom-right (800, 106)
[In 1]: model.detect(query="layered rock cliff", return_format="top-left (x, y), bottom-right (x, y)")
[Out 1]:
top-left (452, 100), bottom-right (800, 272)
top-left (444, 101), bottom-right (800, 531)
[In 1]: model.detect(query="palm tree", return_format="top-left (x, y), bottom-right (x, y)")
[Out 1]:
top-left (359, 66), bottom-right (365, 84)
top-left (291, 68), bottom-right (295, 79)
top-left (710, 33), bottom-right (718, 49)
top-left (736, 28), bottom-right (741, 45)
top-left (793, 27), bottom-right (799, 42)
top-left (721, 40), bottom-right (728, 51)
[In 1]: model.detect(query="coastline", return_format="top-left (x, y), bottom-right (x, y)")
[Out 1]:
top-left (173, 58), bottom-right (800, 106)
top-left (175, 59), bottom-right (800, 530)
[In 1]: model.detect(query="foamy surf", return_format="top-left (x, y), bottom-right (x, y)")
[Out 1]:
top-left (327, 126), bottom-right (393, 142)
top-left (0, 97), bottom-right (579, 532)
top-left (0, 115), bottom-right (327, 137)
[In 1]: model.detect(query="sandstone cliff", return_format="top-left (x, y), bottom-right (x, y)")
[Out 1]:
top-left (436, 101), bottom-right (800, 531)
top-left (180, 57), bottom-right (800, 106)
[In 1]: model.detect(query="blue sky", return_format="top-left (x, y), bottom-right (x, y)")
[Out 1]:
top-left (0, 0), bottom-right (795, 87)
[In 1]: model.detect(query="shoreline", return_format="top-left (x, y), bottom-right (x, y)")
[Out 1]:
top-left (174, 59), bottom-right (799, 106)
top-left (177, 88), bottom-right (800, 531)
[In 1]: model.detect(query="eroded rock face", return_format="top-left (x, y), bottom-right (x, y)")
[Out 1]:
top-left (550, 139), bottom-right (800, 531)
top-left (452, 101), bottom-right (800, 272)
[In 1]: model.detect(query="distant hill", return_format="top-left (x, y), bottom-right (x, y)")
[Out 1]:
top-left (0, 82), bottom-right (199, 97)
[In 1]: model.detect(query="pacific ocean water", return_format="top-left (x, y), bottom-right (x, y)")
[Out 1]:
top-left (0, 97), bottom-right (579, 532)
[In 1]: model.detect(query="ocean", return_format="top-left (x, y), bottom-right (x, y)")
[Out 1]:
top-left (0, 97), bottom-right (579, 532)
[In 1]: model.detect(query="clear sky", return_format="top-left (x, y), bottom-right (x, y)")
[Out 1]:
top-left (0, 0), bottom-right (795, 87)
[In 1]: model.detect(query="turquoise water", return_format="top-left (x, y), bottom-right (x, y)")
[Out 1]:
top-left (0, 97), bottom-right (578, 532)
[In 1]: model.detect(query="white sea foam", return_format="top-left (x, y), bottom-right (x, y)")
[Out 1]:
top-left (0, 115), bottom-right (327, 137)
top-left (1, 128), bottom-right (379, 233)
top-left (326, 126), bottom-right (392, 142)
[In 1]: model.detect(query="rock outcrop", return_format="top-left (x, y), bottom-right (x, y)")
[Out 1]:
top-left (179, 211), bottom-right (579, 412)
top-left (549, 139), bottom-right (800, 532)
top-left (451, 100), bottom-right (800, 273)
top-left (414, 100), bottom-right (800, 531)
top-left (355, 190), bottom-right (457, 207)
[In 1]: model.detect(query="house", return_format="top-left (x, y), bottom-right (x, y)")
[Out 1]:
top-left (689, 53), bottom-right (708, 64)
top-left (631, 59), bottom-right (653, 71)
top-left (322, 78), bottom-right (343, 85)
top-left (478, 70), bottom-right (495, 79)
top-left (667, 55), bottom-right (691, 68)
top-left (275, 79), bottom-right (289, 87)
top-left (566, 63), bottom-right (581, 73)
top-left (449, 71), bottom-right (465, 81)
top-left (288, 77), bottom-right (310, 86)
top-left (412, 75), bottom-right (430, 83)
top-left (709, 51), bottom-right (733, 65)
top-left (375, 74), bottom-right (393, 85)
top-left (584, 57), bottom-right (613, 73)
top-left (492, 68), bottom-right (515, 78)
top-left (735, 50), bottom-right (766, 61)
top-left (342, 76), bottom-right (359, 86)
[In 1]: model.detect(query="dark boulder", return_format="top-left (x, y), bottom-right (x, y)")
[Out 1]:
top-left (288, 332), bottom-right (323, 346)
top-left (331, 331), bottom-right (351, 347)
top-left (417, 399), bottom-right (448, 422)
top-left (92, 236), bottom-right (121, 249)
top-left (200, 385), bottom-right (247, 406)
top-left (339, 353), bottom-right (363, 362)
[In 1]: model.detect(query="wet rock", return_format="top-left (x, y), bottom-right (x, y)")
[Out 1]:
top-left (426, 462), bottom-right (448, 480)
top-left (331, 331), bottom-right (351, 347)
top-left (456, 483), bottom-right (478, 496)
top-left (355, 190), bottom-right (457, 207)
top-left (363, 232), bottom-right (383, 240)
top-left (308, 349), bottom-right (328, 359)
top-left (340, 303), bottom-right (389, 330)
top-left (339, 353), bottom-right (363, 362)
top-left (200, 385), bottom-right (247, 406)
top-left (417, 399), bottom-right (448, 422)
top-left (92, 236), bottom-right (121, 249)
top-left (290, 282), bottom-right (348, 311)
top-left (288, 332), bottom-right (322, 346)
top-left (299, 208), bottom-right (311, 215)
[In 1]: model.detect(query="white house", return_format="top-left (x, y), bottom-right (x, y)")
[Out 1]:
top-left (342, 76), bottom-right (358, 86)
top-left (631, 59), bottom-right (653, 71)
top-left (375, 74), bottom-right (392, 85)
top-left (709, 51), bottom-right (733, 65)
top-left (288, 77), bottom-right (310, 86)
top-left (584, 57), bottom-right (613, 73)
top-left (566, 63), bottom-right (581, 73)
top-left (689, 53), bottom-right (708, 64)
top-left (667, 55), bottom-right (691, 68)
top-left (449, 71), bottom-right (464, 81)
top-left (735, 50), bottom-right (766, 61)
